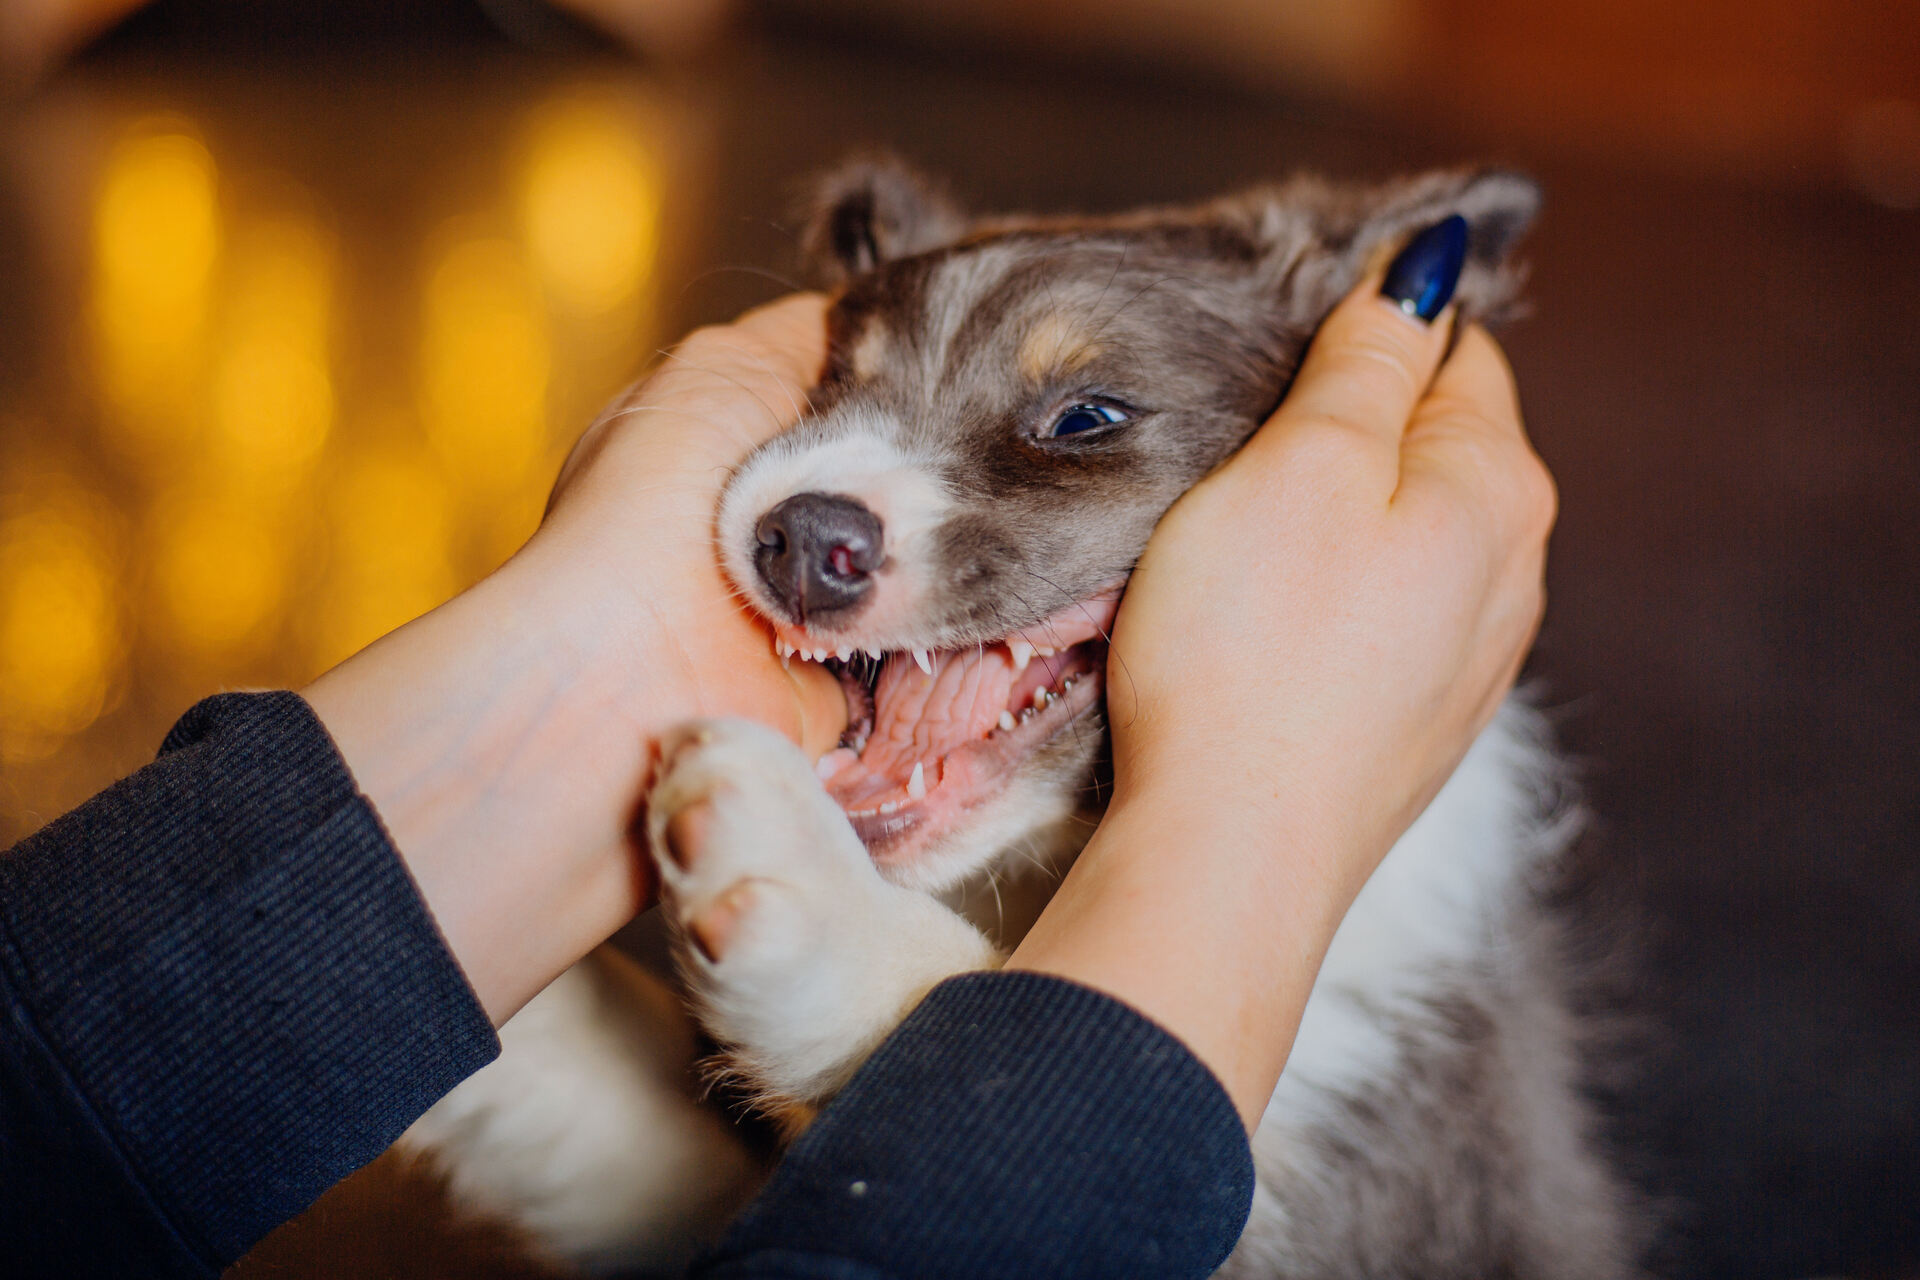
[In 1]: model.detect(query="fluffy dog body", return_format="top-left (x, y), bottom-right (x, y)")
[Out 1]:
top-left (404, 162), bottom-right (1644, 1277)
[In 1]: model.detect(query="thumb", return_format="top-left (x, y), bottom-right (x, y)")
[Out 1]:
top-left (1255, 215), bottom-right (1469, 482)
top-left (787, 660), bottom-right (852, 760)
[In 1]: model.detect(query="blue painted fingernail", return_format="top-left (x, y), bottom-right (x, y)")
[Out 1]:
top-left (1380, 214), bottom-right (1468, 323)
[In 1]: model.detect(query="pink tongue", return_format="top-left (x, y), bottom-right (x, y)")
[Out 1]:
top-left (826, 648), bottom-right (1016, 806)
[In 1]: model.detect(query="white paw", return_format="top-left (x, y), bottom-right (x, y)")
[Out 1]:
top-left (647, 718), bottom-right (999, 1103)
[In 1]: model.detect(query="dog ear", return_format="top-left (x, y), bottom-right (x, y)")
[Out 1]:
top-left (799, 155), bottom-right (969, 285)
top-left (1252, 169), bottom-right (1542, 330)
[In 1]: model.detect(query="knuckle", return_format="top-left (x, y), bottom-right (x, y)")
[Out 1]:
top-left (1323, 327), bottom-right (1425, 406)
top-left (1275, 419), bottom-right (1377, 483)
top-left (1521, 453), bottom-right (1559, 536)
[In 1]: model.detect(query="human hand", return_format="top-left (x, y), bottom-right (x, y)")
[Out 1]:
top-left (1106, 291), bottom-right (1554, 907)
top-left (529, 292), bottom-right (849, 760)
top-left (1010, 260), bottom-right (1555, 1122)
top-left (306, 294), bottom-right (847, 1022)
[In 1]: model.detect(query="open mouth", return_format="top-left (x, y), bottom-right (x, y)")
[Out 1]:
top-left (773, 590), bottom-right (1121, 867)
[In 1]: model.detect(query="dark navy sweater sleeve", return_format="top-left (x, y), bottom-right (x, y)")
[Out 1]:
top-left (697, 970), bottom-right (1256, 1280)
top-left (0, 691), bottom-right (500, 1278)
top-left (1, 692), bottom-right (1254, 1280)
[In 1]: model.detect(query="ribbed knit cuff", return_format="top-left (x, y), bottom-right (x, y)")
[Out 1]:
top-left (0, 691), bottom-right (499, 1272)
top-left (703, 970), bottom-right (1254, 1280)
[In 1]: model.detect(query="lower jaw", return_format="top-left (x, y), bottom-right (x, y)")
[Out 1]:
top-left (840, 662), bottom-right (1104, 869)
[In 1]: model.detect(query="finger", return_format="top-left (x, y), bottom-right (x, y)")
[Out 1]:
top-left (667, 292), bottom-right (830, 441)
top-left (787, 661), bottom-right (853, 760)
top-left (1411, 325), bottom-right (1524, 446)
top-left (558, 293), bottom-right (830, 498)
top-left (1397, 326), bottom-right (1555, 537)
top-left (725, 291), bottom-right (831, 389)
top-left (1258, 271), bottom-right (1455, 479)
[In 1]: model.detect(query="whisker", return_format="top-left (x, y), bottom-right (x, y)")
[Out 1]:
top-left (1084, 271), bottom-right (1199, 354)
top-left (654, 349), bottom-right (788, 439)
top-left (675, 262), bottom-right (807, 304)
top-left (1081, 243), bottom-right (1129, 339)
top-left (985, 865), bottom-right (1006, 931)
top-left (692, 336), bottom-right (807, 425)
top-left (1020, 566), bottom-right (1136, 732)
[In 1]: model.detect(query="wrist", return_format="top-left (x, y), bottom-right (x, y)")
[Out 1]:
top-left (1008, 773), bottom-right (1366, 1126)
top-left (303, 539), bottom-right (680, 1024)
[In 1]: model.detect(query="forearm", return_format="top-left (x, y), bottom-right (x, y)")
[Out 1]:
top-left (0, 693), bottom-right (496, 1275)
top-left (1007, 781), bottom-right (1362, 1129)
top-left (700, 971), bottom-right (1254, 1280)
top-left (304, 296), bottom-right (849, 1025)
top-left (302, 541), bottom-right (674, 1024)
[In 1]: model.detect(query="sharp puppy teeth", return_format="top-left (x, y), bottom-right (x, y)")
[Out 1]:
top-left (907, 762), bottom-right (926, 799)
top-left (837, 646), bottom-right (852, 663)
top-left (1007, 638), bottom-right (1033, 675)
top-left (1036, 645), bottom-right (1057, 657)
top-left (998, 710), bottom-right (1016, 732)
top-left (866, 647), bottom-right (881, 661)
top-left (1033, 687), bottom-right (1052, 709)
top-left (912, 648), bottom-right (934, 676)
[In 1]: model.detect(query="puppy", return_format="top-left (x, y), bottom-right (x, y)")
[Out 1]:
top-left (408, 159), bottom-right (1647, 1278)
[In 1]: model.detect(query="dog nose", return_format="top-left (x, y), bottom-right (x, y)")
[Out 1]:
top-left (754, 492), bottom-right (884, 622)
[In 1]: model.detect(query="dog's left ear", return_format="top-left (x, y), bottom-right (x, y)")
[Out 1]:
top-left (1253, 169), bottom-right (1543, 330)
top-left (800, 154), bottom-right (970, 285)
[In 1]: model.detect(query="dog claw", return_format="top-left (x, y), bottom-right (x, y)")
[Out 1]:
top-left (687, 880), bottom-right (759, 965)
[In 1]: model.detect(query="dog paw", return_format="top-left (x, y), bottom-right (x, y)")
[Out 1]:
top-left (646, 718), bottom-right (999, 1103)
top-left (648, 718), bottom-right (873, 967)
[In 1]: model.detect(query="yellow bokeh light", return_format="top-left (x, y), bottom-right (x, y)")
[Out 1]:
top-left (90, 121), bottom-right (222, 453)
top-left (0, 488), bottom-right (123, 763)
top-left (307, 447), bottom-right (459, 670)
top-left (419, 232), bottom-right (552, 494)
top-left (147, 492), bottom-right (285, 657)
top-left (210, 334), bottom-right (334, 477)
top-left (210, 214), bottom-right (336, 480)
top-left (518, 93), bottom-right (661, 316)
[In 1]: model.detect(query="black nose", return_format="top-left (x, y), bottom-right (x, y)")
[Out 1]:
top-left (754, 492), bottom-right (884, 623)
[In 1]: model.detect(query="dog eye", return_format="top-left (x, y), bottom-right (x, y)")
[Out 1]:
top-left (1047, 403), bottom-right (1129, 438)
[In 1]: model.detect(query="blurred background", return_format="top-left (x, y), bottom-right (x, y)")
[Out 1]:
top-left (0, 1), bottom-right (1916, 1277)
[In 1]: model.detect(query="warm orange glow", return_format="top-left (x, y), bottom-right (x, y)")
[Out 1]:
top-left (0, 482), bottom-right (123, 763)
top-left (210, 214), bottom-right (337, 480)
top-left (6, 75), bottom-right (681, 840)
top-left (418, 232), bottom-right (552, 495)
top-left (518, 91), bottom-right (662, 316)
top-left (306, 445), bottom-right (459, 670)
top-left (147, 490), bottom-right (285, 658)
top-left (90, 121), bottom-right (221, 454)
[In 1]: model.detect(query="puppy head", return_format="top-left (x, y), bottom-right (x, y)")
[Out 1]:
top-left (718, 156), bottom-right (1539, 892)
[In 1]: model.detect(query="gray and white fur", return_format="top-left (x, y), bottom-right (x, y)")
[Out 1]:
top-left (403, 158), bottom-right (1648, 1278)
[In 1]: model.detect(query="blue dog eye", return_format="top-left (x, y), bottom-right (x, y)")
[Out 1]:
top-left (1049, 404), bottom-right (1128, 438)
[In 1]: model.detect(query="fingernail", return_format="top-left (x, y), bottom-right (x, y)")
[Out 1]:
top-left (1380, 214), bottom-right (1468, 323)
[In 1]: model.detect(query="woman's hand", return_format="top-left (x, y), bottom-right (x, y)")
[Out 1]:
top-left (532, 292), bottom-right (849, 758)
top-left (305, 294), bottom-right (846, 1023)
top-left (1011, 275), bottom-right (1556, 1124)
